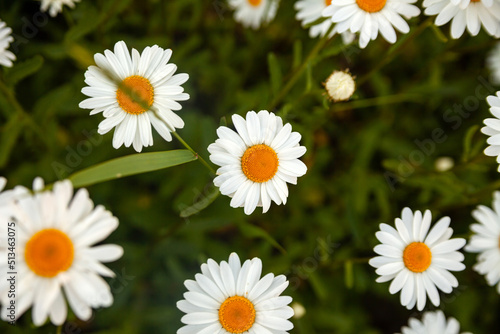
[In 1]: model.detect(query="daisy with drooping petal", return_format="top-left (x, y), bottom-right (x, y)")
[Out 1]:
top-left (397, 310), bottom-right (472, 334)
top-left (208, 110), bottom-right (307, 215)
top-left (482, 92), bottom-right (500, 170)
top-left (487, 42), bottom-right (500, 85)
top-left (294, 0), bottom-right (356, 43)
top-left (369, 208), bottom-right (466, 311)
top-left (79, 40), bottom-right (190, 152)
top-left (0, 20), bottom-right (15, 68)
top-left (423, 0), bottom-right (500, 39)
top-left (466, 192), bottom-right (500, 293)
top-left (322, 0), bottom-right (420, 48)
top-left (40, 0), bottom-right (81, 17)
top-left (177, 252), bottom-right (294, 334)
top-left (0, 178), bottom-right (123, 326)
top-left (229, 0), bottom-right (279, 29)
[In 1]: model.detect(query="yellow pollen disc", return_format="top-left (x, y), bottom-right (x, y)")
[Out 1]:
top-left (25, 229), bottom-right (74, 278)
top-left (116, 75), bottom-right (154, 115)
top-left (219, 296), bottom-right (256, 333)
top-left (356, 0), bottom-right (387, 12)
top-left (403, 242), bottom-right (432, 273)
top-left (241, 144), bottom-right (279, 183)
top-left (325, 0), bottom-right (333, 5)
top-left (248, 0), bottom-right (262, 6)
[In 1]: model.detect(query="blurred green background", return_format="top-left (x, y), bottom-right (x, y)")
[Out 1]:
top-left (1, 0), bottom-right (500, 333)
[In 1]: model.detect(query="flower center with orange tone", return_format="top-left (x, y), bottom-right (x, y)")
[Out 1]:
top-left (25, 229), bottom-right (74, 278)
top-left (241, 144), bottom-right (279, 183)
top-left (356, 0), bottom-right (387, 12)
top-left (248, 0), bottom-right (262, 6)
top-left (403, 242), bottom-right (432, 273)
top-left (325, 0), bottom-right (333, 5)
top-left (219, 296), bottom-right (256, 333)
top-left (116, 75), bottom-right (154, 115)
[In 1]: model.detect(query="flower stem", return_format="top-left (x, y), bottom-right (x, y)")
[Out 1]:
top-left (268, 27), bottom-right (335, 111)
top-left (171, 131), bottom-right (216, 175)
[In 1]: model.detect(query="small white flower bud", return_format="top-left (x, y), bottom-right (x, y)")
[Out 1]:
top-left (324, 70), bottom-right (356, 102)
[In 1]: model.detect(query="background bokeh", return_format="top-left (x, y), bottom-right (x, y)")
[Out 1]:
top-left (1, 0), bottom-right (500, 333)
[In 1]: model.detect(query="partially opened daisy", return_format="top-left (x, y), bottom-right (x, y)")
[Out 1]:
top-left (397, 310), bottom-right (472, 334)
top-left (0, 20), bottom-right (15, 68)
top-left (369, 208), bottom-right (466, 310)
top-left (466, 192), bottom-right (500, 293)
top-left (79, 40), bottom-right (189, 152)
top-left (229, 0), bottom-right (279, 29)
top-left (322, 0), bottom-right (420, 48)
top-left (423, 0), bottom-right (500, 38)
top-left (177, 252), bottom-right (294, 333)
top-left (0, 178), bottom-right (123, 326)
top-left (208, 110), bottom-right (307, 215)
top-left (295, 0), bottom-right (356, 43)
top-left (482, 92), bottom-right (500, 170)
top-left (487, 42), bottom-right (500, 85)
top-left (40, 0), bottom-right (81, 17)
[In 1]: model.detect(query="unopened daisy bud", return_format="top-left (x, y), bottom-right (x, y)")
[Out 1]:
top-left (291, 302), bottom-right (306, 319)
top-left (435, 157), bottom-right (454, 172)
top-left (324, 70), bottom-right (355, 102)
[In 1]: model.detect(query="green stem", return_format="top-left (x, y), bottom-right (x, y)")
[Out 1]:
top-left (357, 19), bottom-right (433, 86)
top-left (56, 325), bottom-right (62, 334)
top-left (172, 131), bottom-right (216, 175)
top-left (268, 28), bottom-right (335, 111)
top-left (330, 93), bottom-right (423, 112)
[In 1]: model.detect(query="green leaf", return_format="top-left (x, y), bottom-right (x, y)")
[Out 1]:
top-left (65, 4), bottom-right (100, 41)
top-left (0, 114), bottom-right (24, 168)
top-left (462, 125), bottom-right (479, 162)
top-left (267, 52), bottom-right (282, 95)
top-left (4, 55), bottom-right (44, 86)
top-left (344, 260), bottom-right (354, 289)
top-left (69, 149), bottom-right (197, 188)
top-left (238, 221), bottom-right (286, 254)
top-left (180, 185), bottom-right (220, 218)
top-left (293, 40), bottom-right (302, 69)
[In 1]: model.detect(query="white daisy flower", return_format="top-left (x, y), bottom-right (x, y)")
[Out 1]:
top-left (482, 92), bottom-right (500, 170)
top-left (466, 192), bottom-right (500, 293)
top-left (423, 0), bottom-right (500, 39)
top-left (369, 207), bottom-right (466, 311)
top-left (79, 40), bottom-right (190, 152)
top-left (177, 252), bottom-right (294, 334)
top-left (229, 0), bottom-right (279, 29)
top-left (40, 0), bottom-right (81, 17)
top-left (0, 178), bottom-right (123, 326)
top-left (487, 42), bottom-right (500, 85)
top-left (0, 20), bottom-right (16, 68)
top-left (207, 110), bottom-right (307, 215)
top-left (295, 0), bottom-right (356, 43)
top-left (397, 310), bottom-right (472, 334)
top-left (322, 0), bottom-right (421, 48)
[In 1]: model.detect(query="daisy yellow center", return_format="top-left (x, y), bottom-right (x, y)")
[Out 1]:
top-left (219, 296), bottom-right (256, 333)
top-left (403, 242), bottom-right (432, 273)
top-left (248, 0), bottom-right (262, 6)
top-left (325, 0), bottom-right (333, 5)
top-left (241, 144), bottom-right (279, 183)
top-left (24, 229), bottom-right (74, 278)
top-left (356, 0), bottom-right (387, 12)
top-left (116, 75), bottom-right (154, 115)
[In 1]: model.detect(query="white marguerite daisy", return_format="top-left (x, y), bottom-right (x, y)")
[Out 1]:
top-left (487, 42), bottom-right (500, 85)
top-left (208, 110), bottom-right (307, 215)
top-left (369, 208), bottom-right (466, 311)
top-left (177, 252), bottom-right (294, 334)
top-left (482, 92), bottom-right (500, 171)
top-left (79, 40), bottom-right (189, 152)
top-left (294, 0), bottom-right (356, 43)
top-left (423, 0), bottom-right (500, 39)
top-left (40, 0), bottom-right (81, 17)
top-left (322, 0), bottom-right (420, 48)
top-left (397, 310), bottom-right (472, 334)
top-left (0, 20), bottom-right (15, 68)
top-left (229, 0), bottom-right (279, 29)
top-left (0, 178), bottom-right (123, 326)
top-left (466, 192), bottom-right (500, 293)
